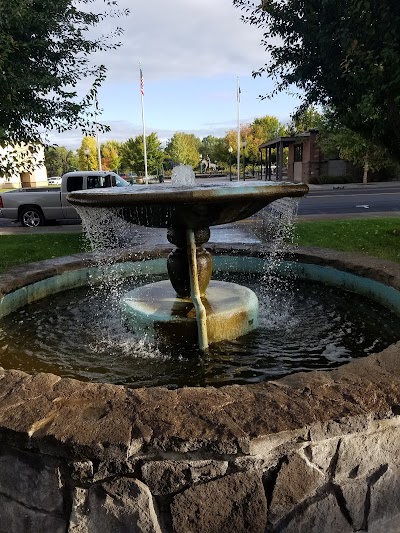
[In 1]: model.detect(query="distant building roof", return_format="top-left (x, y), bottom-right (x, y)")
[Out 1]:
top-left (259, 129), bottom-right (319, 150)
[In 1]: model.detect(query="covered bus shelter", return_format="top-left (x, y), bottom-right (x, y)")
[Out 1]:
top-left (259, 130), bottom-right (327, 183)
top-left (258, 136), bottom-right (295, 181)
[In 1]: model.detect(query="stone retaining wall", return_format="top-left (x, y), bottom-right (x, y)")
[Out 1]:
top-left (0, 247), bottom-right (399, 532)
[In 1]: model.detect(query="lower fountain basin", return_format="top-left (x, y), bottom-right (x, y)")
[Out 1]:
top-left (0, 246), bottom-right (399, 388)
top-left (0, 245), bottom-right (400, 531)
top-left (121, 280), bottom-right (259, 344)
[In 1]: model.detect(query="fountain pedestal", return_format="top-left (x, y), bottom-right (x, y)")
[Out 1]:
top-left (167, 227), bottom-right (212, 297)
top-left (122, 224), bottom-right (259, 345)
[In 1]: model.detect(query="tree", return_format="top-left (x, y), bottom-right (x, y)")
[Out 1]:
top-left (318, 115), bottom-right (394, 183)
top-left (165, 132), bottom-right (200, 168)
top-left (234, 0), bottom-right (400, 162)
top-left (251, 115), bottom-right (288, 166)
top-left (0, 0), bottom-right (128, 147)
top-left (44, 146), bottom-right (79, 176)
top-left (101, 140), bottom-right (121, 172)
top-left (252, 116), bottom-right (287, 142)
top-left (0, 142), bottom-right (45, 182)
top-left (225, 125), bottom-right (251, 162)
top-left (213, 138), bottom-right (232, 169)
top-left (78, 137), bottom-right (98, 171)
top-left (199, 136), bottom-right (219, 166)
top-left (121, 133), bottom-right (164, 175)
top-left (225, 116), bottom-right (287, 173)
top-left (289, 106), bottom-right (323, 134)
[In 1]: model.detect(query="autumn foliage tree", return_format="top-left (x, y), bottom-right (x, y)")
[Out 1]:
top-left (78, 137), bottom-right (98, 171)
top-left (101, 141), bottom-right (122, 171)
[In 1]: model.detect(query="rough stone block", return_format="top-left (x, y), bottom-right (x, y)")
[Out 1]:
top-left (268, 452), bottom-right (325, 525)
top-left (368, 465), bottom-right (400, 530)
top-left (69, 477), bottom-right (161, 533)
top-left (141, 459), bottom-right (228, 496)
top-left (339, 479), bottom-right (368, 531)
top-left (368, 514), bottom-right (400, 533)
top-left (0, 494), bottom-right (66, 533)
top-left (0, 445), bottom-right (65, 513)
top-left (273, 493), bottom-right (351, 533)
top-left (335, 426), bottom-right (400, 480)
top-left (170, 470), bottom-right (267, 533)
top-left (303, 438), bottom-right (341, 474)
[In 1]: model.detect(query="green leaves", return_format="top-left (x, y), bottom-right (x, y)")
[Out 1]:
top-left (0, 0), bottom-right (128, 151)
top-left (120, 134), bottom-right (164, 175)
top-left (234, 0), bottom-right (400, 162)
top-left (165, 133), bottom-right (200, 168)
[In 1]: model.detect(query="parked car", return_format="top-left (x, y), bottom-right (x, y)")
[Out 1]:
top-left (0, 171), bottom-right (129, 227)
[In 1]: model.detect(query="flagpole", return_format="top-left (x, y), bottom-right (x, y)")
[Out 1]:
top-left (237, 77), bottom-right (241, 181)
top-left (140, 65), bottom-right (148, 185)
top-left (94, 94), bottom-right (102, 171)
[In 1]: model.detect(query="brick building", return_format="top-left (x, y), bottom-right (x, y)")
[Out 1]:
top-left (259, 129), bottom-right (353, 183)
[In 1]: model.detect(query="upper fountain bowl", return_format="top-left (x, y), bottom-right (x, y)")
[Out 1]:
top-left (67, 181), bottom-right (309, 229)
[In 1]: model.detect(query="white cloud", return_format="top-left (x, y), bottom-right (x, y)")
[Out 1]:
top-left (91, 0), bottom-right (267, 80)
top-left (47, 0), bottom-right (299, 149)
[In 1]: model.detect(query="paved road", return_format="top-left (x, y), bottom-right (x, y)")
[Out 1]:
top-left (298, 182), bottom-right (400, 218)
top-left (0, 180), bottom-right (399, 234)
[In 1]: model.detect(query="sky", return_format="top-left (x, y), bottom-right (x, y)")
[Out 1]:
top-left (49, 0), bottom-right (303, 150)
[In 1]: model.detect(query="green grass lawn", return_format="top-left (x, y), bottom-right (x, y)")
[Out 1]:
top-left (294, 218), bottom-right (400, 262)
top-left (0, 218), bottom-right (399, 273)
top-left (0, 233), bottom-right (84, 272)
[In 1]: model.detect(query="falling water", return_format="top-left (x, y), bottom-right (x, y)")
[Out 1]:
top-left (252, 197), bottom-right (300, 329)
top-left (76, 205), bottom-right (165, 359)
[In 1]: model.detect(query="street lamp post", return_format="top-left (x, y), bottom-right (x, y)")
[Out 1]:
top-left (199, 154), bottom-right (202, 174)
top-left (242, 140), bottom-right (247, 180)
top-left (228, 146), bottom-right (233, 181)
top-left (84, 148), bottom-right (90, 171)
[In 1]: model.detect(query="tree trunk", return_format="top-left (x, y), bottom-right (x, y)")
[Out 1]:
top-left (363, 157), bottom-right (369, 184)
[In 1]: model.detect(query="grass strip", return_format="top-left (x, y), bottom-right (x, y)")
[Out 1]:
top-left (0, 217), bottom-right (399, 273)
top-left (0, 233), bottom-right (84, 272)
top-left (294, 217), bottom-right (400, 262)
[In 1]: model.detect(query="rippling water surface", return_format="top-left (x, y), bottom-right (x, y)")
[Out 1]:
top-left (1, 271), bottom-right (399, 388)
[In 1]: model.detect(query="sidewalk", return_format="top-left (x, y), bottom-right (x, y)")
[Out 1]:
top-left (307, 180), bottom-right (400, 191)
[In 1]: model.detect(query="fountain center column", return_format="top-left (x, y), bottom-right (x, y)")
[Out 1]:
top-left (167, 227), bottom-right (212, 298)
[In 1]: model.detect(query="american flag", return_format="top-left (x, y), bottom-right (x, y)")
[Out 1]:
top-left (140, 68), bottom-right (144, 96)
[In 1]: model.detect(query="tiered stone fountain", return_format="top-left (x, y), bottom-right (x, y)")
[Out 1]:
top-left (0, 167), bottom-right (399, 531)
top-left (68, 166), bottom-right (308, 350)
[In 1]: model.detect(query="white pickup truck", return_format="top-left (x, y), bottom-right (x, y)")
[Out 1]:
top-left (0, 171), bottom-right (129, 227)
